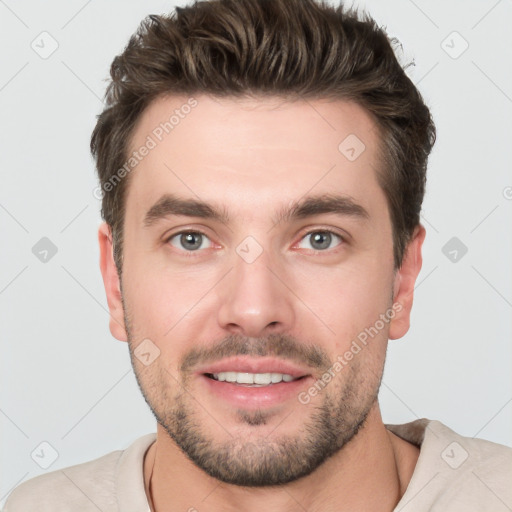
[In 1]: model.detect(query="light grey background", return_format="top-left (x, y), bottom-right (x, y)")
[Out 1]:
top-left (1, 0), bottom-right (511, 505)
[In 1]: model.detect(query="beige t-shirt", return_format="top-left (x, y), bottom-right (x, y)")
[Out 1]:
top-left (3, 419), bottom-right (511, 511)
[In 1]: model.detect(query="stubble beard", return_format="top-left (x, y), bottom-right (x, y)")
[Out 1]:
top-left (121, 282), bottom-right (385, 487)
top-left (127, 337), bottom-right (383, 487)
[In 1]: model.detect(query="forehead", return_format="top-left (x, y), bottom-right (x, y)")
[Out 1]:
top-left (125, 94), bottom-right (384, 223)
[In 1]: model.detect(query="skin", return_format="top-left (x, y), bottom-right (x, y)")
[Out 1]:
top-left (99, 94), bottom-right (425, 511)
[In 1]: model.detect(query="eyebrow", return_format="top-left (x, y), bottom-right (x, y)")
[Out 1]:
top-left (144, 194), bottom-right (230, 227)
top-left (143, 192), bottom-right (369, 228)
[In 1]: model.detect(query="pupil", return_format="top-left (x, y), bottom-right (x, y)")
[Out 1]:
top-left (182, 232), bottom-right (202, 250)
top-left (311, 232), bottom-right (331, 250)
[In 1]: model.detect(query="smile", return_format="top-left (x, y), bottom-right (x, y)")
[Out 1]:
top-left (205, 372), bottom-right (303, 386)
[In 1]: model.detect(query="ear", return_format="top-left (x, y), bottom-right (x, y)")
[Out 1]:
top-left (98, 222), bottom-right (128, 342)
top-left (388, 224), bottom-right (426, 340)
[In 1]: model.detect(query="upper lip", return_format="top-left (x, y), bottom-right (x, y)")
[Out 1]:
top-left (195, 356), bottom-right (312, 379)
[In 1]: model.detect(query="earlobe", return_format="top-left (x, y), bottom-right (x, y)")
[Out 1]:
top-left (98, 222), bottom-right (128, 342)
top-left (388, 224), bottom-right (426, 340)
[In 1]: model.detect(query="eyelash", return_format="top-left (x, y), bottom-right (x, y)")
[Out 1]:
top-left (164, 229), bottom-right (345, 257)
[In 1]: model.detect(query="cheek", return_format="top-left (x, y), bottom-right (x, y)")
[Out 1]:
top-left (121, 244), bottom-right (211, 326)
top-left (291, 256), bottom-right (394, 344)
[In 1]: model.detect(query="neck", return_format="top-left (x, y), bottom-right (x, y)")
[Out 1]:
top-left (144, 404), bottom-right (419, 512)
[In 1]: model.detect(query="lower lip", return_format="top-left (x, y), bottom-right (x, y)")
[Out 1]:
top-left (199, 374), bottom-right (311, 409)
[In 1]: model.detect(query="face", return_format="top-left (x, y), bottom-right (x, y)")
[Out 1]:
top-left (99, 94), bottom-right (424, 486)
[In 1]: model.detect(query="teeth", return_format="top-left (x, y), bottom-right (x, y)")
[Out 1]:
top-left (211, 372), bottom-right (297, 385)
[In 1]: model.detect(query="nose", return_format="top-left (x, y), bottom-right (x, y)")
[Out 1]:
top-left (216, 243), bottom-right (295, 338)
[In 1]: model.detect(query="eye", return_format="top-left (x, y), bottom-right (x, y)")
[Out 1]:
top-left (167, 231), bottom-right (212, 252)
top-left (296, 230), bottom-right (344, 252)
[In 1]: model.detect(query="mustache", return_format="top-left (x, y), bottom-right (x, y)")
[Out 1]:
top-left (180, 333), bottom-right (332, 374)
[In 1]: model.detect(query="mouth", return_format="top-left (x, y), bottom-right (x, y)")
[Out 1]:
top-left (196, 357), bottom-right (313, 409)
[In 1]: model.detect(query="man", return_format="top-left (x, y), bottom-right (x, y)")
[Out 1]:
top-left (4, 0), bottom-right (511, 510)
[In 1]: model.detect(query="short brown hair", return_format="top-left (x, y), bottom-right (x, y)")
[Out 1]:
top-left (91, 0), bottom-right (435, 273)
